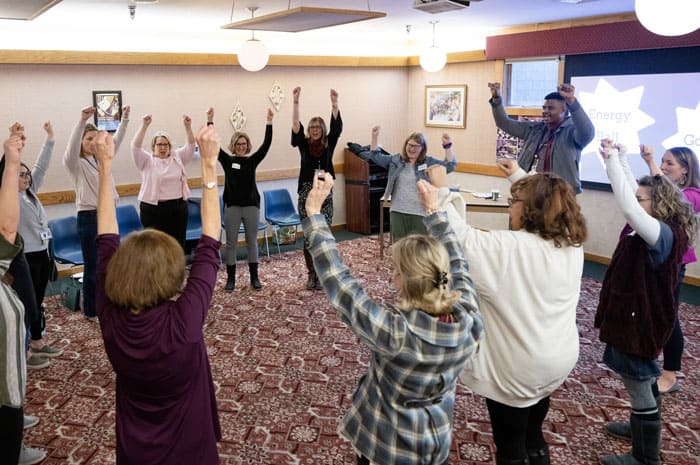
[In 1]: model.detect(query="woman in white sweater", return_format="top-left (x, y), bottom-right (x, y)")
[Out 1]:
top-left (432, 162), bottom-right (587, 465)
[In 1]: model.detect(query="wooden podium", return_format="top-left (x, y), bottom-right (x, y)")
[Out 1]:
top-left (343, 148), bottom-right (389, 235)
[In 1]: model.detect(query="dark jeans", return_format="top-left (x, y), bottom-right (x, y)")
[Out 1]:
top-left (0, 405), bottom-right (23, 465)
top-left (486, 396), bottom-right (550, 461)
top-left (139, 199), bottom-right (188, 250)
top-left (26, 249), bottom-right (52, 341)
top-left (77, 210), bottom-right (98, 317)
top-left (663, 265), bottom-right (685, 372)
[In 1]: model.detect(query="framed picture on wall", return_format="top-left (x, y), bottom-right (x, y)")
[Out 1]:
top-left (92, 90), bottom-right (122, 132)
top-left (425, 85), bottom-right (467, 128)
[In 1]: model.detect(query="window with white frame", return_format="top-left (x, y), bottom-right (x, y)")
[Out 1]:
top-left (503, 57), bottom-right (562, 108)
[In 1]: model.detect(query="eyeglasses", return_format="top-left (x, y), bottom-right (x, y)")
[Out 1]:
top-left (155, 143), bottom-right (170, 148)
top-left (235, 142), bottom-right (248, 147)
top-left (308, 125), bottom-right (322, 130)
top-left (406, 143), bottom-right (422, 149)
top-left (19, 172), bottom-right (31, 179)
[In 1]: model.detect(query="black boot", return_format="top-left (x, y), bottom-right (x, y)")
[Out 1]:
top-left (605, 395), bottom-right (662, 443)
top-left (249, 262), bottom-right (262, 290)
top-left (527, 446), bottom-right (550, 465)
top-left (303, 248), bottom-right (316, 290)
top-left (225, 265), bottom-right (236, 292)
top-left (314, 273), bottom-right (323, 291)
top-left (599, 414), bottom-right (661, 465)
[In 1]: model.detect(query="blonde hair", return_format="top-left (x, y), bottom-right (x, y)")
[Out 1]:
top-left (639, 174), bottom-right (699, 245)
top-left (392, 234), bottom-right (460, 315)
top-left (150, 131), bottom-right (173, 151)
top-left (105, 229), bottom-right (185, 313)
top-left (228, 132), bottom-right (251, 154)
top-left (306, 117), bottom-right (328, 147)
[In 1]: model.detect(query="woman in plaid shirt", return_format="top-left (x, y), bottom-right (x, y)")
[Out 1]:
top-left (303, 173), bottom-right (483, 465)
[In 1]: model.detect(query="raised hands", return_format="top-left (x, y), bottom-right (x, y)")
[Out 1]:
top-left (557, 83), bottom-right (576, 105)
top-left (206, 107), bottom-right (214, 123)
top-left (306, 171), bottom-right (334, 216)
top-left (195, 125), bottom-right (220, 168)
top-left (183, 114), bottom-right (192, 129)
top-left (94, 131), bottom-right (115, 170)
top-left (292, 87), bottom-right (301, 104)
top-left (640, 144), bottom-right (654, 163)
top-left (122, 105), bottom-right (131, 120)
top-left (141, 114), bottom-right (153, 127)
top-left (330, 89), bottom-right (339, 106)
top-left (488, 82), bottom-right (501, 99)
top-left (43, 121), bottom-right (54, 140)
top-left (441, 133), bottom-right (452, 147)
top-left (417, 179), bottom-right (439, 213)
top-left (80, 106), bottom-right (96, 122)
top-left (426, 165), bottom-right (447, 188)
top-left (370, 125), bottom-right (380, 150)
top-left (598, 138), bottom-right (615, 159)
top-left (3, 132), bottom-right (25, 164)
top-left (267, 108), bottom-right (274, 122)
top-left (496, 158), bottom-right (519, 177)
top-left (9, 122), bottom-right (24, 136)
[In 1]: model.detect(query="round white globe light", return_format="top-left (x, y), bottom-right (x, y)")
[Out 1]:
top-left (420, 46), bottom-right (447, 73)
top-left (635, 0), bottom-right (700, 36)
top-left (238, 39), bottom-right (269, 72)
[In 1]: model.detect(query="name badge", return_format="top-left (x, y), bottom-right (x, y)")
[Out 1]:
top-left (40, 230), bottom-right (52, 241)
top-left (417, 164), bottom-right (428, 172)
top-left (232, 163), bottom-right (241, 170)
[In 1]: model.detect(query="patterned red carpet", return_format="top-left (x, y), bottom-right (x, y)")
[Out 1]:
top-left (24, 236), bottom-right (699, 464)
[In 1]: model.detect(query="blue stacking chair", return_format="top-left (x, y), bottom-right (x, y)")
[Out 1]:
top-left (186, 198), bottom-right (203, 242)
top-left (48, 216), bottom-right (84, 265)
top-left (116, 204), bottom-right (143, 239)
top-left (263, 189), bottom-right (301, 256)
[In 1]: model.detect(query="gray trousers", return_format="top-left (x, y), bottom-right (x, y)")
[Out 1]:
top-left (224, 205), bottom-right (260, 265)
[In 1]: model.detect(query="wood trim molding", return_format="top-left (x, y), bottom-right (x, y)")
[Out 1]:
top-left (455, 162), bottom-right (505, 177)
top-left (493, 12), bottom-right (638, 36)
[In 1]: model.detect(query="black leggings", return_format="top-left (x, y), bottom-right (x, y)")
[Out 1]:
top-left (25, 249), bottom-right (53, 341)
top-left (486, 396), bottom-right (550, 460)
top-left (0, 405), bottom-right (23, 465)
top-left (139, 198), bottom-right (188, 250)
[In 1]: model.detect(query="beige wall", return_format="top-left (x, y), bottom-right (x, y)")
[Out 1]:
top-left (0, 63), bottom-right (410, 192)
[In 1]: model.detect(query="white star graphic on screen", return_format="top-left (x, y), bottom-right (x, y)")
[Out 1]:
top-left (578, 79), bottom-right (655, 158)
top-left (662, 101), bottom-right (700, 150)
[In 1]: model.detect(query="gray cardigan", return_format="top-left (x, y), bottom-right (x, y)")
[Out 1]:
top-left (490, 96), bottom-right (594, 194)
top-left (19, 138), bottom-right (54, 253)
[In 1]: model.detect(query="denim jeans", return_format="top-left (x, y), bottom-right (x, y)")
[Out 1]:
top-left (77, 210), bottom-right (98, 318)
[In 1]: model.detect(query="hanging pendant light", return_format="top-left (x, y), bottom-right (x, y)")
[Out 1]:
top-left (635, 0), bottom-right (700, 36)
top-left (420, 21), bottom-right (447, 73)
top-left (238, 7), bottom-right (269, 72)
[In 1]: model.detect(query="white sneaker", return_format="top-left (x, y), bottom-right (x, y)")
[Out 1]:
top-left (19, 445), bottom-right (46, 465)
top-left (23, 415), bottom-right (39, 429)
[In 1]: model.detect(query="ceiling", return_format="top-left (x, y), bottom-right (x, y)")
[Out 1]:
top-left (0, 0), bottom-right (637, 56)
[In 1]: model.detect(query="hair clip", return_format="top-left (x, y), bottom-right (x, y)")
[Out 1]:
top-left (433, 271), bottom-right (448, 288)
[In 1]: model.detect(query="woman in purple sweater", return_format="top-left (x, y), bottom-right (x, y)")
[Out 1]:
top-left (95, 125), bottom-right (223, 465)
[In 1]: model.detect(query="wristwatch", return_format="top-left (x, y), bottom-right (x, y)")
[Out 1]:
top-left (203, 180), bottom-right (217, 189)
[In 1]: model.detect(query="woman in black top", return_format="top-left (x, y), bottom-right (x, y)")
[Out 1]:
top-left (209, 107), bottom-right (273, 291)
top-left (291, 86), bottom-right (342, 290)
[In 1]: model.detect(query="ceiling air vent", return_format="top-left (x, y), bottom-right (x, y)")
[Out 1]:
top-left (412, 0), bottom-right (478, 14)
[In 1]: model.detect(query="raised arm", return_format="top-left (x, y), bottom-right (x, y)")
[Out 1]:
top-left (1, 132), bottom-right (24, 243)
top-left (640, 144), bottom-right (663, 177)
top-left (131, 114), bottom-right (152, 170)
top-left (330, 88), bottom-right (339, 120)
top-left (559, 83), bottom-right (595, 148)
top-left (112, 105), bottom-right (130, 151)
top-left (63, 107), bottom-right (94, 174)
top-left (30, 121), bottom-right (55, 191)
top-left (96, 131), bottom-right (118, 235)
top-left (196, 125), bottom-right (221, 240)
top-left (177, 114), bottom-right (197, 164)
top-left (601, 142), bottom-right (660, 246)
top-left (183, 114), bottom-right (195, 145)
top-left (292, 86), bottom-right (301, 135)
